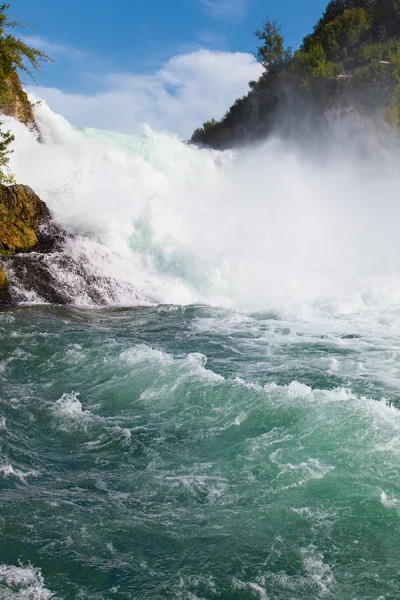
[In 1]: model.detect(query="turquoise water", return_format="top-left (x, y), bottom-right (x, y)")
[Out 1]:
top-left (1, 304), bottom-right (400, 599)
top-left (3, 100), bottom-right (400, 599)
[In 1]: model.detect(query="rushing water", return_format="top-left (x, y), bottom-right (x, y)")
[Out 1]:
top-left (1, 102), bottom-right (400, 598)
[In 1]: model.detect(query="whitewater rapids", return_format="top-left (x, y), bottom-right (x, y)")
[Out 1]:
top-left (6, 98), bottom-right (400, 313)
top-left (2, 100), bottom-right (400, 599)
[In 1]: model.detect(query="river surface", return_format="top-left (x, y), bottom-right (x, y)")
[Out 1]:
top-left (2, 102), bottom-right (400, 598)
top-left (1, 302), bottom-right (400, 599)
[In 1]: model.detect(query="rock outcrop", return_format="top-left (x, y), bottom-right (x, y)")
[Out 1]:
top-left (0, 183), bottom-right (55, 303)
top-left (0, 183), bottom-right (127, 306)
top-left (0, 265), bottom-right (10, 304)
top-left (0, 73), bottom-right (36, 128)
top-left (0, 184), bottom-right (50, 254)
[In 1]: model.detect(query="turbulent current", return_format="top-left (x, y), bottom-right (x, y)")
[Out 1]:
top-left (1, 102), bottom-right (400, 599)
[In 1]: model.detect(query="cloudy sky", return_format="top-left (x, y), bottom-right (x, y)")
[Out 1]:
top-left (10, 0), bottom-right (328, 138)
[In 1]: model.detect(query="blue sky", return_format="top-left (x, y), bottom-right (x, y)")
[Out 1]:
top-left (9, 0), bottom-right (329, 137)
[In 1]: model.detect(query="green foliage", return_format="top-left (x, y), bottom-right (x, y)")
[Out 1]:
top-left (191, 0), bottom-right (400, 147)
top-left (0, 122), bottom-right (14, 183)
top-left (315, 8), bottom-right (371, 65)
top-left (255, 19), bottom-right (290, 70)
top-left (0, 3), bottom-right (51, 183)
top-left (191, 119), bottom-right (218, 144)
top-left (0, 3), bottom-right (51, 85)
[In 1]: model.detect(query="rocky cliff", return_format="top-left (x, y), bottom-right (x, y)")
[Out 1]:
top-left (0, 184), bottom-right (52, 303)
top-left (0, 73), bottom-right (36, 128)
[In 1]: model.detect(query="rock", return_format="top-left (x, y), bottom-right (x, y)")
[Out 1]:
top-left (0, 183), bottom-right (60, 305)
top-left (0, 73), bottom-right (36, 129)
top-left (0, 184), bottom-right (51, 255)
top-left (0, 263), bottom-right (11, 304)
top-left (0, 184), bottom-right (50, 230)
top-left (0, 182), bottom-right (124, 307)
top-left (0, 264), bottom-right (8, 286)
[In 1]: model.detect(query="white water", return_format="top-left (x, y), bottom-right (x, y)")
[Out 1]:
top-left (6, 98), bottom-right (400, 313)
top-left (0, 564), bottom-right (53, 599)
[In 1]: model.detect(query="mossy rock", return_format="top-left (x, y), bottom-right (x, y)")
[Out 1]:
top-left (0, 184), bottom-right (50, 227)
top-left (0, 203), bottom-right (38, 254)
top-left (0, 262), bottom-right (11, 304)
top-left (0, 72), bottom-right (35, 127)
top-left (0, 183), bottom-right (50, 255)
top-left (0, 264), bottom-right (8, 287)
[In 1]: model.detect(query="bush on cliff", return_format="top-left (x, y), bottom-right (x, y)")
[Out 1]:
top-left (0, 2), bottom-right (51, 183)
top-left (191, 0), bottom-right (400, 148)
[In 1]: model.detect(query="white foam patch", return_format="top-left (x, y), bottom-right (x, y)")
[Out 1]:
top-left (264, 380), bottom-right (400, 419)
top-left (51, 392), bottom-right (105, 432)
top-left (121, 345), bottom-right (224, 385)
top-left (300, 546), bottom-right (335, 596)
top-left (120, 344), bottom-right (174, 368)
top-left (380, 491), bottom-right (399, 509)
top-left (0, 465), bottom-right (37, 483)
top-left (53, 392), bottom-right (89, 419)
top-left (0, 564), bottom-right (53, 599)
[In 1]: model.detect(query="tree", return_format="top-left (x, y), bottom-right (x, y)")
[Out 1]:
top-left (0, 3), bottom-right (51, 83)
top-left (0, 124), bottom-right (14, 183)
top-left (313, 7), bottom-right (371, 68)
top-left (190, 0), bottom-right (400, 147)
top-left (255, 18), bottom-right (290, 71)
top-left (0, 3), bottom-right (52, 183)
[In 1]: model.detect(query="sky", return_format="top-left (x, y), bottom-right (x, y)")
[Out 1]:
top-left (9, 0), bottom-right (329, 138)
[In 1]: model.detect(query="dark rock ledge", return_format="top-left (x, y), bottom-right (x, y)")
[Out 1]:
top-left (0, 183), bottom-right (65, 305)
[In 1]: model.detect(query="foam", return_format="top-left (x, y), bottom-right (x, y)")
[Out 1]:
top-left (6, 98), bottom-right (400, 313)
top-left (0, 564), bottom-right (53, 599)
top-left (380, 491), bottom-right (399, 508)
top-left (300, 546), bottom-right (335, 596)
top-left (0, 465), bottom-right (36, 483)
top-left (53, 392), bottom-right (89, 419)
top-left (121, 345), bottom-right (224, 384)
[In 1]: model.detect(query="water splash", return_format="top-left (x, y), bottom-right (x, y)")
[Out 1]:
top-left (5, 97), bottom-right (400, 312)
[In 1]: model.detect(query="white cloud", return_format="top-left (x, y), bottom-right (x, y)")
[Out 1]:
top-left (27, 49), bottom-right (263, 139)
top-left (20, 35), bottom-right (85, 60)
top-left (197, 0), bottom-right (249, 19)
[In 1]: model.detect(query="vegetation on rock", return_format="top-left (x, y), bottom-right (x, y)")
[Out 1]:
top-left (191, 0), bottom-right (400, 148)
top-left (0, 2), bottom-right (51, 182)
top-left (0, 264), bottom-right (7, 285)
top-left (0, 183), bottom-right (50, 255)
top-left (0, 261), bottom-right (10, 303)
top-left (0, 4), bottom-right (53, 299)
top-left (0, 182), bottom-right (52, 297)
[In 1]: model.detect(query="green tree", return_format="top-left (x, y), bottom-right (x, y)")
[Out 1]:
top-left (317, 7), bottom-right (371, 65)
top-left (0, 3), bottom-right (51, 82)
top-left (0, 123), bottom-right (14, 183)
top-left (190, 0), bottom-right (400, 147)
top-left (255, 18), bottom-right (290, 70)
top-left (0, 3), bottom-right (51, 183)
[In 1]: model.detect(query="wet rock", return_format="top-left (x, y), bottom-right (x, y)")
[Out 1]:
top-left (0, 264), bottom-right (11, 304)
top-left (0, 183), bottom-right (51, 255)
top-left (6, 250), bottom-right (129, 306)
top-left (0, 184), bottom-right (134, 307)
top-left (0, 183), bottom-right (58, 304)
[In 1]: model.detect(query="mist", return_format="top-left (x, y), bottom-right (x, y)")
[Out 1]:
top-left (5, 98), bottom-right (400, 315)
